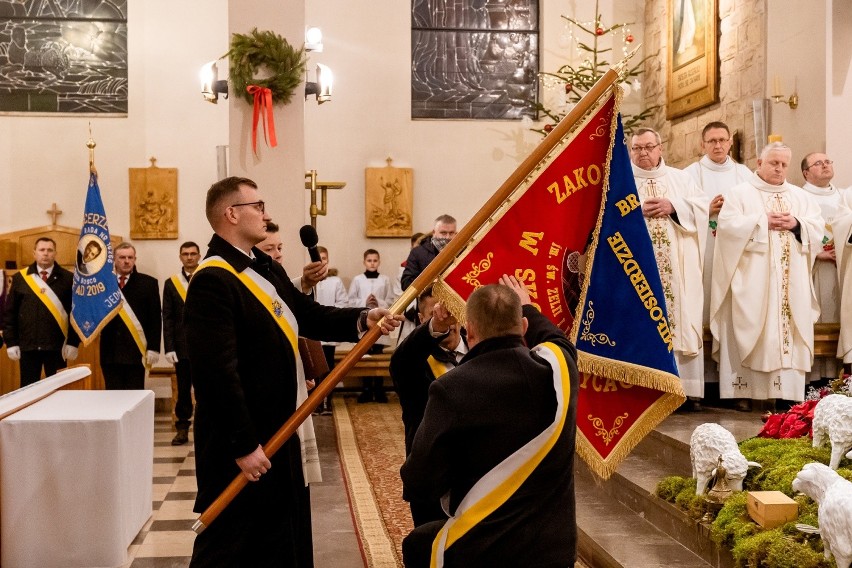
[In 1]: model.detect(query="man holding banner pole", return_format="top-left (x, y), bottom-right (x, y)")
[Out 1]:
top-left (99, 242), bottom-right (161, 390)
top-left (184, 176), bottom-right (400, 567)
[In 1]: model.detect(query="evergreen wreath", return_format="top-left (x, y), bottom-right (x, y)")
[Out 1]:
top-left (226, 28), bottom-right (307, 106)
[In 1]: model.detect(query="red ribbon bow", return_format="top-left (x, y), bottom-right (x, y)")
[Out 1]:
top-left (247, 85), bottom-right (278, 155)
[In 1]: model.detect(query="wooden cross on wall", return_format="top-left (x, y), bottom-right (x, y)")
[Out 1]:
top-left (46, 203), bottom-right (63, 225)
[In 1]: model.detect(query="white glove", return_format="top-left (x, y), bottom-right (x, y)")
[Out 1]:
top-left (62, 345), bottom-right (79, 362)
top-left (6, 346), bottom-right (20, 361)
top-left (145, 350), bottom-right (160, 367)
top-left (165, 351), bottom-right (179, 365)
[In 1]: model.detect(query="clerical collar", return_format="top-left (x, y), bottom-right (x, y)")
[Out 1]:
top-left (363, 270), bottom-right (379, 279)
top-left (632, 157), bottom-right (667, 179)
top-left (700, 154), bottom-right (736, 172)
top-left (749, 171), bottom-right (790, 194)
top-left (801, 181), bottom-right (836, 197)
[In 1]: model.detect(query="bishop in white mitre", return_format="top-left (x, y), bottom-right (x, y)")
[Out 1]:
top-left (630, 127), bottom-right (709, 399)
top-left (797, 152), bottom-right (845, 383)
top-left (710, 142), bottom-right (824, 403)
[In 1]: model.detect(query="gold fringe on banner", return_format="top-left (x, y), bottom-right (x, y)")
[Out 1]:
top-left (432, 278), bottom-right (469, 327)
top-left (577, 351), bottom-right (685, 395)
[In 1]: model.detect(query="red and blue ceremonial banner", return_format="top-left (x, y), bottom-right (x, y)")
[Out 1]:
top-left (434, 85), bottom-right (684, 478)
top-left (71, 172), bottom-right (122, 346)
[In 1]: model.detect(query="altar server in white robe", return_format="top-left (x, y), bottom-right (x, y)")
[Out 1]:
top-left (630, 127), bottom-right (709, 400)
top-left (798, 152), bottom-right (845, 383)
top-left (832, 190), bottom-right (852, 370)
top-left (711, 142), bottom-right (823, 404)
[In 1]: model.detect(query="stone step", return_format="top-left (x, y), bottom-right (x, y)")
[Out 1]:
top-left (576, 407), bottom-right (765, 568)
top-left (575, 462), bottom-right (713, 568)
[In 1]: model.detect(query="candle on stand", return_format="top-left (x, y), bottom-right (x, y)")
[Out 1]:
top-left (768, 134), bottom-right (783, 143)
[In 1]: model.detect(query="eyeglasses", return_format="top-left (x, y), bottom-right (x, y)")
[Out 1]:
top-left (806, 160), bottom-right (833, 169)
top-left (230, 200), bottom-right (265, 213)
top-left (703, 138), bottom-right (730, 146)
top-left (631, 143), bottom-right (660, 153)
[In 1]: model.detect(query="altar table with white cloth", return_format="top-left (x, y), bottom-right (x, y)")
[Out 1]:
top-left (0, 389), bottom-right (154, 568)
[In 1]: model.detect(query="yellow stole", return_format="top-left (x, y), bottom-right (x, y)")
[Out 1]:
top-left (430, 342), bottom-right (572, 567)
top-left (427, 355), bottom-right (452, 379)
top-left (169, 273), bottom-right (188, 302)
top-left (21, 270), bottom-right (68, 340)
top-left (193, 258), bottom-right (298, 356)
top-left (118, 293), bottom-right (148, 363)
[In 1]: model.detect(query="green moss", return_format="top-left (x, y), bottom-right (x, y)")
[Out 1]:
top-left (653, 436), bottom-right (852, 567)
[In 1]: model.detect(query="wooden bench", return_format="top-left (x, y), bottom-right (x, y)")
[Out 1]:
top-left (702, 323), bottom-right (840, 358)
top-left (332, 351), bottom-right (392, 390)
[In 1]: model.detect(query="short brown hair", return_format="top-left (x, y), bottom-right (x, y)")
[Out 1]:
top-left (466, 284), bottom-right (523, 340)
top-left (34, 237), bottom-right (56, 249)
top-left (701, 121), bottom-right (731, 139)
top-left (205, 177), bottom-right (257, 226)
top-left (179, 241), bottom-right (199, 253)
top-left (363, 248), bottom-right (379, 259)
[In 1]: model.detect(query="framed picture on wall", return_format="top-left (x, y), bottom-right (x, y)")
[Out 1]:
top-left (0, 1), bottom-right (128, 115)
top-left (666, 0), bottom-right (718, 119)
top-left (411, 0), bottom-right (539, 120)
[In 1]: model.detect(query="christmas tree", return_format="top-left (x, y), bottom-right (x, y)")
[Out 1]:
top-left (534, 2), bottom-right (656, 136)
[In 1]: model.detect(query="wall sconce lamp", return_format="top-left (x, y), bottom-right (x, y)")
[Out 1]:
top-left (305, 63), bottom-right (333, 104)
top-left (305, 27), bottom-right (323, 52)
top-left (201, 61), bottom-right (228, 104)
top-left (770, 75), bottom-right (798, 109)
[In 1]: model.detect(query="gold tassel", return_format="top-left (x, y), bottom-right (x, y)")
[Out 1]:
top-left (433, 279), bottom-right (469, 326)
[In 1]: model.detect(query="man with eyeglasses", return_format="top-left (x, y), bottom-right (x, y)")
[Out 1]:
top-left (685, 122), bottom-right (752, 332)
top-left (630, 127), bottom-right (709, 410)
top-left (798, 152), bottom-right (846, 385)
top-left (710, 142), bottom-right (823, 411)
top-left (184, 176), bottom-right (402, 567)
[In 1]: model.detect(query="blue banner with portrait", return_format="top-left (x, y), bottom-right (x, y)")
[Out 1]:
top-left (70, 173), bottom-right (122, 346)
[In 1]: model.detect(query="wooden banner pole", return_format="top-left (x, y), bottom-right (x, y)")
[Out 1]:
top-left (193, 67), bottom-right (622, 533)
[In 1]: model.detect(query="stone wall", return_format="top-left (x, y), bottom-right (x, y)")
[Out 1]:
top-left (642, 0), bottom-right (766, 169)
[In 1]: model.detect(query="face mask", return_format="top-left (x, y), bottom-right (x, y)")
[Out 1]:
top-left (432, 237), bottom-right (450, 251)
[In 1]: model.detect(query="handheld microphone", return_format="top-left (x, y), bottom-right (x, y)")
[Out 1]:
top-left (299, 225), bottom-right (322, 262)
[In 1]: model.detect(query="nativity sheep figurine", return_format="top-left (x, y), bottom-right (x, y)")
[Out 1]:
top-left (811, 394), bottom-right (852, 470)
top-left (792, 462), bottom-right (852, 568)
top-left (690, 423), bottom-right (761, 495)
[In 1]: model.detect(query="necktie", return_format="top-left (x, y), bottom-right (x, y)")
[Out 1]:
top-left (40, 270), bottom-right (48, 282)
top-left (119, 275), bottom-right (126, 289)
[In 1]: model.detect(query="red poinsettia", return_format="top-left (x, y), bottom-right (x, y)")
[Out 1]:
top-left (757, 399), bottom-right (819, 439)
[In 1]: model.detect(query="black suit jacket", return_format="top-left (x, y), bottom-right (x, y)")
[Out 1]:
top-left (100, 268), bottom-right (161, 365)
top-left (162, 270), bottom-right (190, 358)
top-left (3, 263), bottom-right (79, 351)
top-left (401, 306), bottom-right (579, 566)
top-left (401, 240), bottom-right (439, 290)
top-left (185, 234), bottom-right (364, 512)
top-left (390, 321), bottom-right (464, 456)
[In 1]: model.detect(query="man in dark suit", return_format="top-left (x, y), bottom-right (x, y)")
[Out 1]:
top-left (3, 237), bottom-right (80, 387)
top-left (184, 176), bottom-right (401, 567)
top-left (163, 241), bottom-right (200, 445)
top-left (99, 242), bottom-right (161, 390)
top-left (401, 276), bottom-right (579, 568)
top-left (390, 284), bottom-right (467, 526)
top-left (401, 214), bottom-right (456, 291)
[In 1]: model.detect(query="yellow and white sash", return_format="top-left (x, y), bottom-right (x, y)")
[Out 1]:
top-left (169, 273), bottom-right (188, 302)
top-left (427, 355), bottom-right (452, 379)
top-left (23, 271), bottom-right (68, 340)
top-left (430, 342), bottom-right (572, 568)
top-left (194, 256), bottom-right (322, 484)
top-left (118, 293), bottom-right (148, 365)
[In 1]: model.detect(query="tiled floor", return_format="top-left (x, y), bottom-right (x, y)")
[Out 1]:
top-left (124, 406), bottom-right (363, 568)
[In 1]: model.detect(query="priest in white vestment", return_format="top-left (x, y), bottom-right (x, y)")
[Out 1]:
top-left (832, 191), bottom-right (852, 370)
top-left (631, 127), bottom-right (709, 400)
top-left (685, 122), bottom-right (752, 388)
top-left (797, 152), bottom-right (844, 383)
top-left (710, 143), bottom-right (823, 404)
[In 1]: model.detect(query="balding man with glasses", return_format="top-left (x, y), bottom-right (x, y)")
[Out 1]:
top-left (798, 152), bottom-right (846, 385)
top-left (630, 127), bottom-right (710, 410)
